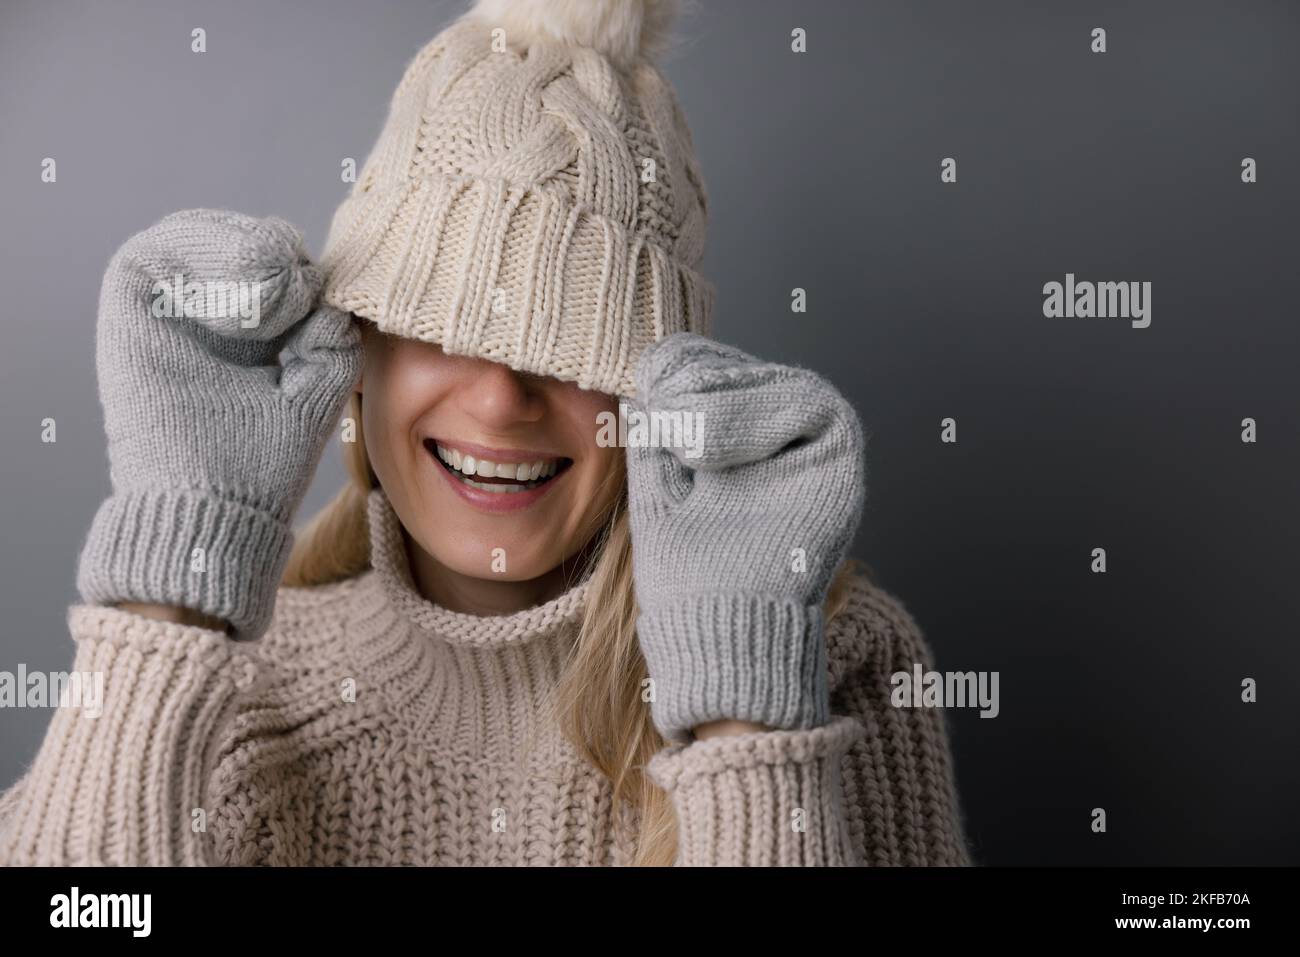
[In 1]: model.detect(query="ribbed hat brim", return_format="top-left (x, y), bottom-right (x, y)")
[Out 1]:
top-left (322, 171), bottom-right (713, 397)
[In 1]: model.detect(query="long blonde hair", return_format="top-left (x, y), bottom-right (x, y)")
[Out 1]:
top-left (284, 393), bottom-right (862, 866)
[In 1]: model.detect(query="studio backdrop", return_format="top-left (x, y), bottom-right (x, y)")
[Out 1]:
top-left (0, 0), bottom-right (1296, 865)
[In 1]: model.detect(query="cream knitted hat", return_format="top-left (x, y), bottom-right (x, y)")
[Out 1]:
top-left (321, 0), bottom-right (713, 398)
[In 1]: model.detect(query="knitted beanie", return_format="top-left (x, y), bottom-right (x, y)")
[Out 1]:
top-left (320, 0), bottom-right (713, 398)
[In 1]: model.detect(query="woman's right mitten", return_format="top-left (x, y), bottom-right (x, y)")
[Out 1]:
top-left (76, 209), bottom-right (362, 641)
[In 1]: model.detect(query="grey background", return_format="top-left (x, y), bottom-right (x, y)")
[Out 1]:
top-left (1, 0), bottom-right (1297, 865)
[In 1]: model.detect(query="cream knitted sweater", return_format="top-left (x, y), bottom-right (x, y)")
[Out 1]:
top-left (0, 490), bottom-right (972, 867)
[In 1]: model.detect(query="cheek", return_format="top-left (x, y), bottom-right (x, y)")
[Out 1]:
top-left (565, 396), bottom-right (626, 520)
top-left (364, 345), bottom-right (445, 430)
top-left (360, 348), bottom-right (439, 479)
top-left (578, 447), bottom-right (626, 522)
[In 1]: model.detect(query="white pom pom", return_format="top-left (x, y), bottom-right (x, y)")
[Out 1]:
top-left (467, 0), bottom-right (679, 67)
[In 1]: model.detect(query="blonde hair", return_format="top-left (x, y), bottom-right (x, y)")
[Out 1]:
top-left (284, 392), bottom-right (863, 866)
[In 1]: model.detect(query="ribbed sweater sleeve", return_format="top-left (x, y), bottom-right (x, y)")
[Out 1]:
top-left (646, 583), bottom-right (973, 868)
top-left (646, 716), bottom-right (865, 866)
top-left (0, 605), bottom-right (264, 866)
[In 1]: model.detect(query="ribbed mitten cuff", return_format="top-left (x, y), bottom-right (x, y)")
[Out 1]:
top-left (636, 594), bottom-right (831, 745)
top-left (76, 487), bottom-right (293, 642)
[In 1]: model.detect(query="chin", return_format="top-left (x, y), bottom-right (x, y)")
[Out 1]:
top-left (428, 536), bottom-right (565, 583)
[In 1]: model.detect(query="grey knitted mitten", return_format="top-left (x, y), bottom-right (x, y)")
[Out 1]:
top-left (626, 333), bottom-right (867, 744)
top-left (76, 209), bottom-right (361, 641)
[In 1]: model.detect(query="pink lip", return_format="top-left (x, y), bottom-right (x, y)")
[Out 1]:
top-left (426, 443), bottom-right (569, 514)
top-left (428, 437), bottom-right (567, 463)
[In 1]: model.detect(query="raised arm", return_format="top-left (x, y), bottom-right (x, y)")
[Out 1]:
top-left (0, 209), bottom-right (360, 864)
top-left (626, 332), bottom-right (870, 865)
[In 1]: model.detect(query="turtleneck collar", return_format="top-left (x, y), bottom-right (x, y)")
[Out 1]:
top-left (346, 487), bottom-right (593, 762)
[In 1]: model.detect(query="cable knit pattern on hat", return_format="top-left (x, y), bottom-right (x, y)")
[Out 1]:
top-left (320, 3), bottom-right (713, 398)
top-left (0, 489), bottom-right (971, 867)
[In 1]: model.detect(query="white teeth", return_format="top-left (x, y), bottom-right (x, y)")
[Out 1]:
top-left (462, 477), bottom-right (528, 494)
top-left (433, 443), bottom-right (564, 486)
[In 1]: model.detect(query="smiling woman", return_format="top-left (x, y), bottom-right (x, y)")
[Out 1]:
top-left (0, 0), bottom-right (972, 869)
top-left (352, 326), bottom-right (625, 607)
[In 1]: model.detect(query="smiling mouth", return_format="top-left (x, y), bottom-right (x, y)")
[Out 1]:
top-left (424, 439), bottom-right (573, 495)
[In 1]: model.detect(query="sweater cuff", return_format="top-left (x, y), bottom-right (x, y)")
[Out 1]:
top-left (0, 605), bottom-right (265, 866)
top-left (646, 715), bottom-right (865, 866)
top-left (76, 487), bottom-right (293, 642)
top-left (636, 594), bottom-right (830, 745)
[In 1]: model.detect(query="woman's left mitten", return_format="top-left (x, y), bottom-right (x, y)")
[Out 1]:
top-left (625, 332), bottom-right (867, 744)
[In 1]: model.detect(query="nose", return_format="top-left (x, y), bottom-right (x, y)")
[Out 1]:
top-left (455, 357), bottom-right (545, 429)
